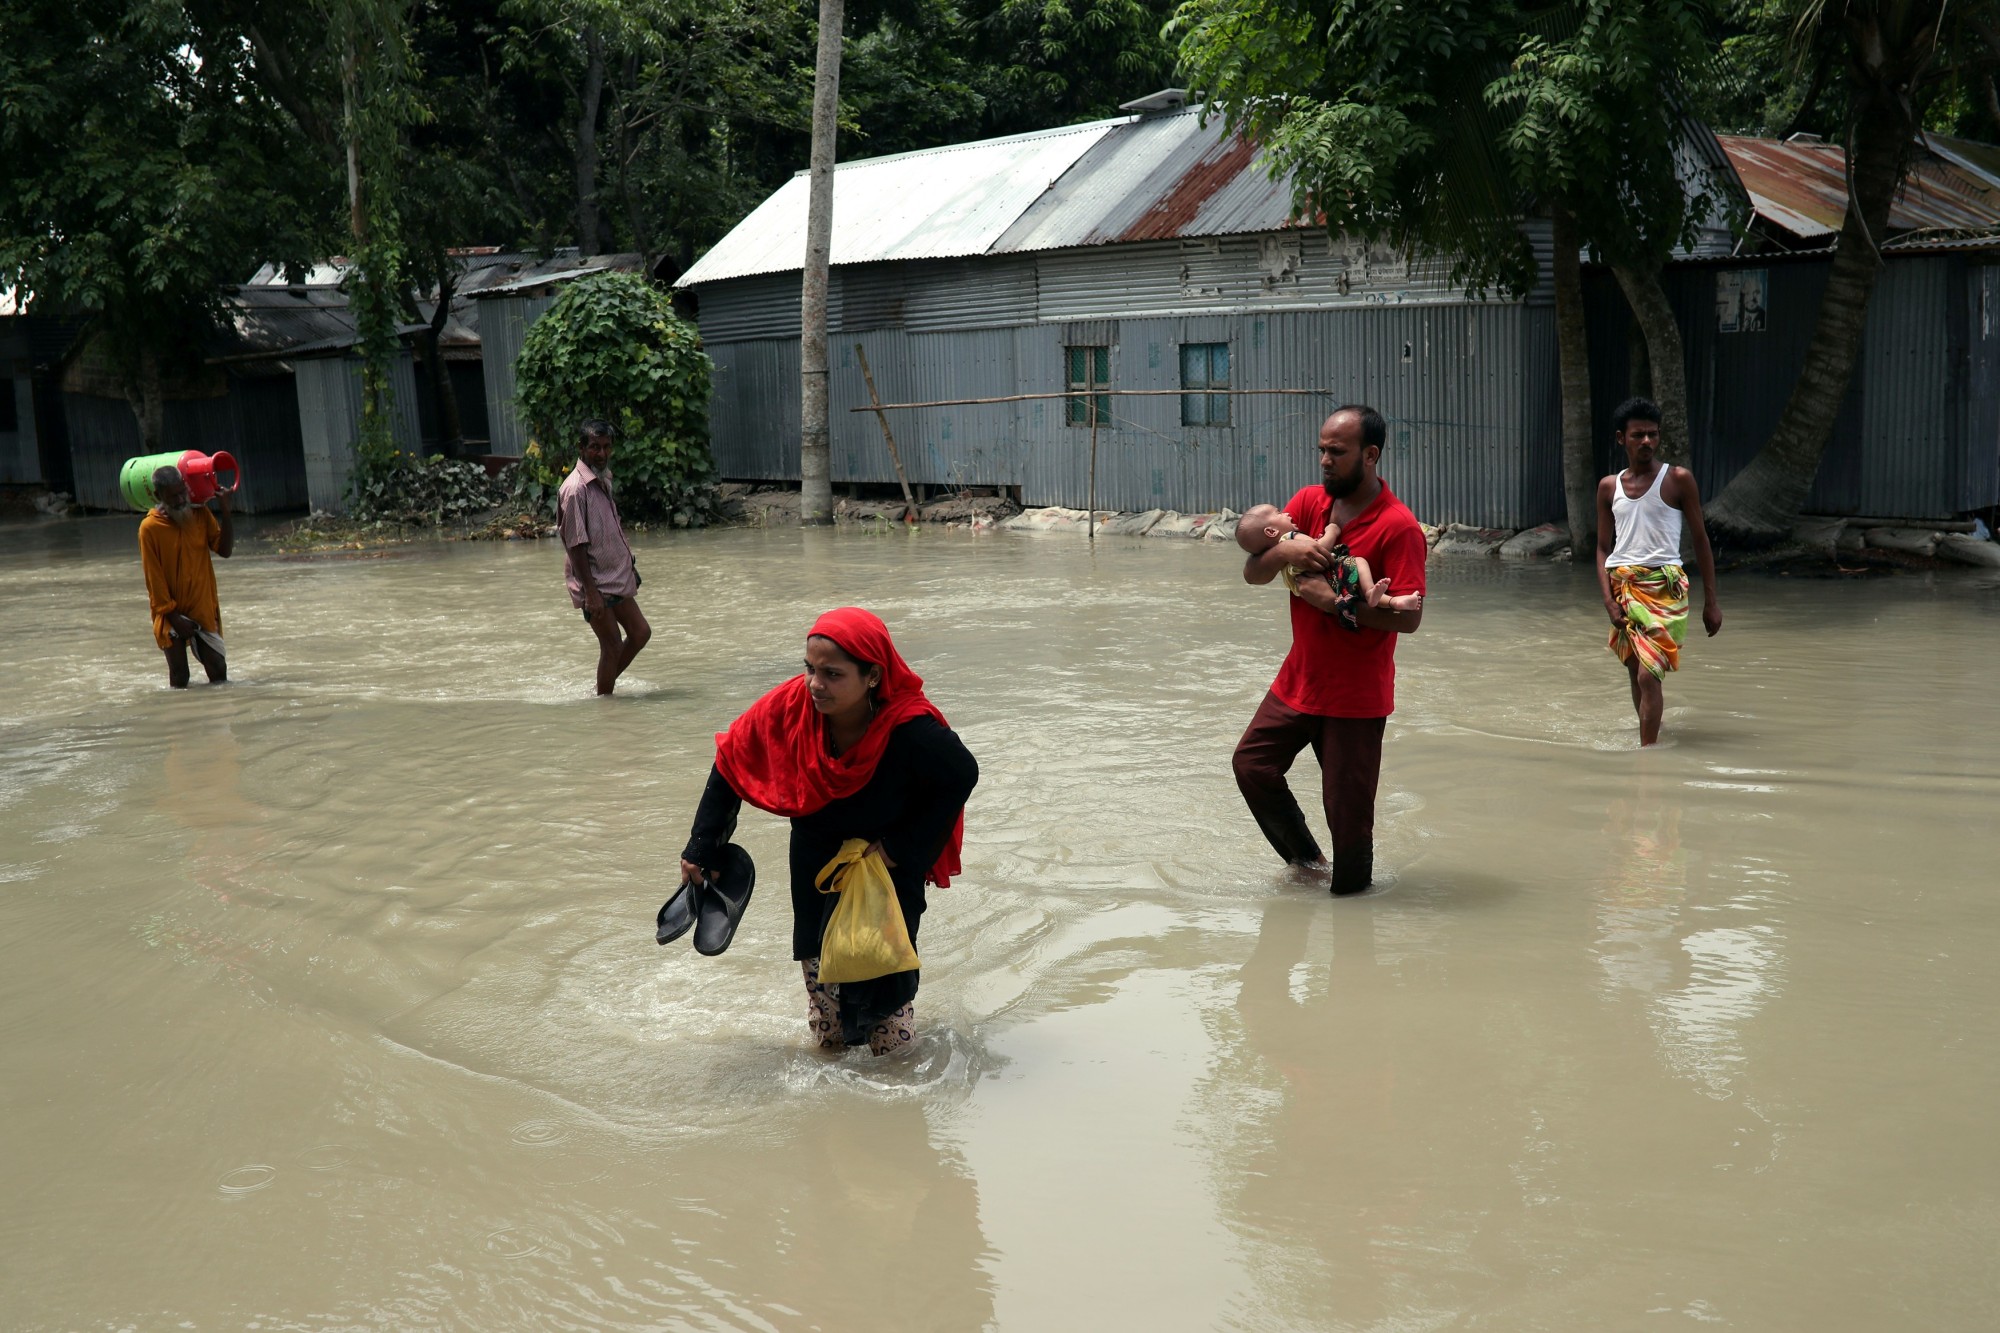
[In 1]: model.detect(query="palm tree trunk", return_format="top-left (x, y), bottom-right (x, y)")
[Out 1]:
top-left (1610, 263), bottom-right (1691, 467)
top-left (799, 0), bottom-right (844, 526)
top-left (1551, 205), bottom-right (1595, 552)
top-left (1705, 5), bottom-right (1940, 544)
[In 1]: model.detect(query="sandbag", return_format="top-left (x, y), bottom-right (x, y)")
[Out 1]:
top-left (814, 838), bottom-right (920, 985)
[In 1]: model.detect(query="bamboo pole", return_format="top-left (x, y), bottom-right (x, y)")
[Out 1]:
top-left (1087, 408), bottom-right (1098, 545)
top-left (847, 388), bottom-right (1336, 413)
top-left (853, 344), bottom-right (919, 524)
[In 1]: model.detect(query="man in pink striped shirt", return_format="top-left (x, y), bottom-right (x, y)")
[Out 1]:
top-left (559, 419), bottom-right (651, 695)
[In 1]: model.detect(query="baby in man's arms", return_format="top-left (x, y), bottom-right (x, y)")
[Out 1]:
top-left (1236, 503), bottom-right (1424, 628)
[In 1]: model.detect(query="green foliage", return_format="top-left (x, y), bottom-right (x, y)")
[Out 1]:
top-left (497, 0), bottom-right (810, 260)
top-left (348, 452), bottom-right (510, 525)
top-left (1693, 0), bottom-right (1999, 143)
top-left (489, 0), bottom-right (1183, 263)
top-left (5, 0), bottom-right (1190, 379)
top-left (1488, 2), bottom-right (1724, 271)
top-left (975, 0), bottom-right (1182, 130)
top-left (1173, 0), bottom-right (1726, 293)
top-left (0, 0), bottom-right (328, 405)
top-left (513, 271), bottom-right (719, 527)
top-left (323, 0), bottom-right (427, 465)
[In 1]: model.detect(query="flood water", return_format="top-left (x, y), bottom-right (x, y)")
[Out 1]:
top-left (2, 514), bottom-right (1997, 1331)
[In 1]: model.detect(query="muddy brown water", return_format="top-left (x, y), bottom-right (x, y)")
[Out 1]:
top-left (1, 516), bottom-right (1996, 1330)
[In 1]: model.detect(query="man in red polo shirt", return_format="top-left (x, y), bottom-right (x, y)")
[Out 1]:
top-left (1233, 405), bottom-right (1428, 895)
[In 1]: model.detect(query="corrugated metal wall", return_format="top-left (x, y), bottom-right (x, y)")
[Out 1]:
top-left (904, 258), bottom-right (1036, 331)
top-left (703, 296), bottom-right (1564, 525)
top-left (61, 374), bottom-right (310, 514)
top-left (696, 232), bottom-right (1565, 523)
top-left (1035, 232), bottom-right (1462, 322)
top-left (697, 229), bottom-right (1475, 337)
top-left (1011, 303), bottom-right (1556, 522)
top-left (61, 394), bottom-right (138, 510)
top-left (710, 329), bottom-right (1024, 487)
top-left (1516, 304), bottom-right (1564, 519)
top-left (296, 354), bottom-right (422, 512)
top-left (698, 275), bottom-right (802, 343)
top-left (1859, 259), bottom-right (1959, 516)
top-left (1, 372), bottom-right (40, 483)
top-left (1964, 264), bottom-right (2000, 511)
top-left (697, 260), bottom-right (1039, 345)
top-left (479, 294), bottom-right (557, 457)
top-left (298, 358), bottom-right (362, 510)
top-left (707, 338), bottom-right (801, 480)
top-left (837, 329), bottom-right (1021, 487)
top-left (226, 375), bottom-right (311, 514)
top-left (1585, 255), bottom-right (1985, 519)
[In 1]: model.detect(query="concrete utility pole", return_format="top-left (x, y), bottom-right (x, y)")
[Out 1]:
top-left (799, 0), bottom-right (844, 525)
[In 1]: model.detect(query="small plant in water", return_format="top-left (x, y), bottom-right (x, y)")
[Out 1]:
top-left (348, 454), bottom-right (510, 527)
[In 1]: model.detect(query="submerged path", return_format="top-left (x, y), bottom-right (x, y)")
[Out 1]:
top-left (1, 517), bottom-right (1996, 1329)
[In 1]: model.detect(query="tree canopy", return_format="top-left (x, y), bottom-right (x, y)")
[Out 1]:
top-left (0, 0), bottom-right (1181, 443)
top-left (0, 0), bottom-right (331, 442)
top-left (1172, 0), bottom-right (1722, 298)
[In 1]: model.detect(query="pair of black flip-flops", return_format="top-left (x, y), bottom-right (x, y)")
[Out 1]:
top-left (656, 843), bottom-right (756, 956)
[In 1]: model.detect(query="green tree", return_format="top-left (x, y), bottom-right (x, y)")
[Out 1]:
top-left (1701, 0), bottom-right (1997, 543)
top-left (206, 0), bottom-right (425, 463)
top-left (328, 0), bottom-right (425, 465)
top-left (1174, 0), bottom-right (1727, 550)
top-left (497, 0), bottom-right (807, 264)
top-left (513, 271), bottom-right (719, 525)
top-left (973, 0), bottom-right (1181, 131)
top-left (399, 1), bottom-right (530, 451)
top-left (0, 0), bottom-right (326, 447)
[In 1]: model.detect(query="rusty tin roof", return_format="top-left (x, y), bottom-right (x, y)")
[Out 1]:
top-left (1718, 135), bottom-right (2000, 246)
top-left (679, 108), bottom-right (1299, 287)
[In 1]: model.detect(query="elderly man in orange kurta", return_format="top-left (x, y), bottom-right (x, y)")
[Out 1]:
top-left (139, 465), bottom-right (235, 688)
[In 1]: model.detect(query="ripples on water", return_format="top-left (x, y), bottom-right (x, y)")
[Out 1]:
top-left (1, 517), bottom-right (1997, 1330)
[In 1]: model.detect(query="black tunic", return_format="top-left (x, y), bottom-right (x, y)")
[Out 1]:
top-left (682, 715), bottom-right (978, 1043)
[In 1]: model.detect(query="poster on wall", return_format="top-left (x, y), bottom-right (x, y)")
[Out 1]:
top-left (1717, 269), bottom-right (1768, 333)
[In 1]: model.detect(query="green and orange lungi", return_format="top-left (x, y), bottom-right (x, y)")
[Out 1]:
top-left (1283, 545), bottom-right (1366, 631)
top-left (1607, 564), bottom-right (1689, 679)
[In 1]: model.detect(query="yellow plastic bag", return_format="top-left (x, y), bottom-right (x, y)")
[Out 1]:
top-left (814, 838), bottom-right (920, 985)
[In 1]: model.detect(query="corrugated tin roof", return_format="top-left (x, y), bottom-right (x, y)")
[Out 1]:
top-left (1924, 133), bottom-right (2000, 191)
top-left (462, 251), bottom-right (647, 298)
top-left (211, 283), bottom-right (485, 363)
top-left (685, 108), bottom-right (1843, 290)
top-left (1719, 135), bottom-right (2000, 244)
top-left (677, 119), bottom-right (1124, 287)
top-left (994, 111), bottom-right (1298, 252)
top-left (218, 286), bottom-right (358, 359)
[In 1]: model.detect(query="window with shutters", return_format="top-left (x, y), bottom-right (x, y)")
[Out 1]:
top-left (1180, 342), bottom-right (1231, 426)
top-left (1065, 345), bottom-right (1110, 427)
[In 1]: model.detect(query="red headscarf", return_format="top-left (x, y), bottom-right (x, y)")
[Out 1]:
top-left (713, 607), bottom-right (965, 886)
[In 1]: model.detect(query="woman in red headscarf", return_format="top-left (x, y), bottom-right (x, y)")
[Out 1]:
top-left (680, 608), bottom-right (978, 1055)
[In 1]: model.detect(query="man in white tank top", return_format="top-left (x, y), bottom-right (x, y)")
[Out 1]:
top-left (1593, 397), bottom-right (1723, 746)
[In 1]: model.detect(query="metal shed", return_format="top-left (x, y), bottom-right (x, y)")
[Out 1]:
top-left (679, 103), bottom-right (1569, 526)
top-left (59, 371), bottom-right (311, 515)
top-left (55, 309), bottom-right (317, 516)
top-left (295, 351), bottom-right (425, 511)
top-left (0, 309), bottom-right (77, 489)
top-left (1584, 252), bottom-right (2000, 521)
top-left (1577, 135), bottom-right (2000, 523)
